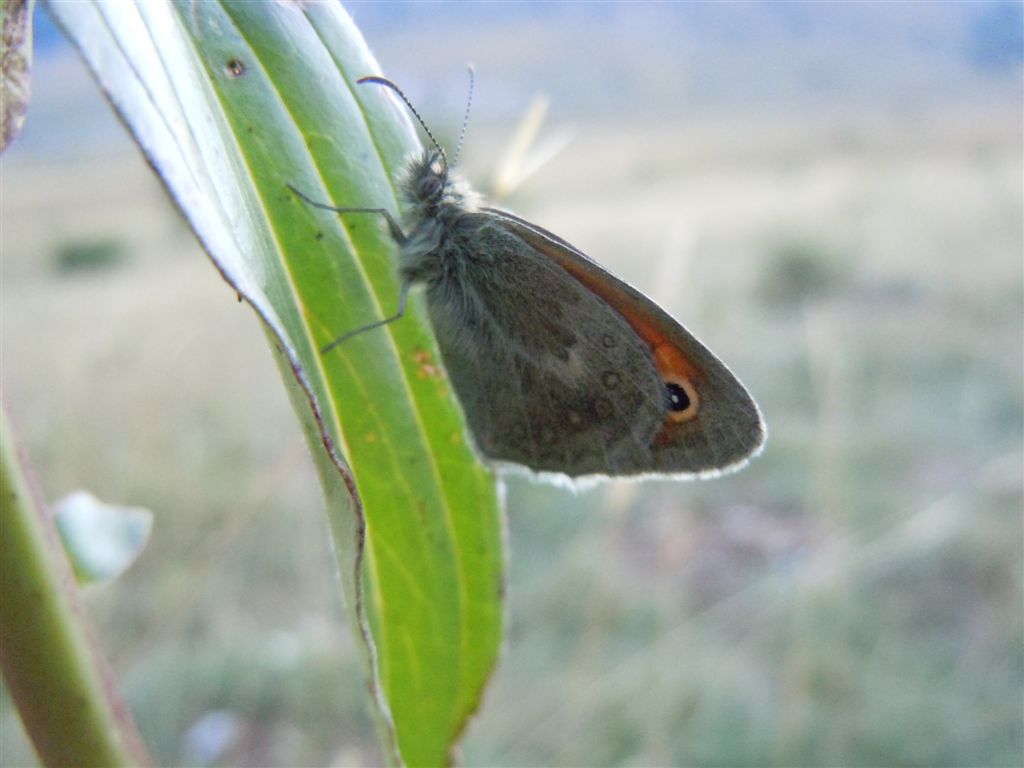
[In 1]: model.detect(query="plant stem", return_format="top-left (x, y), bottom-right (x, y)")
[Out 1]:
top-left (0, 400), bottom-right (151, 767)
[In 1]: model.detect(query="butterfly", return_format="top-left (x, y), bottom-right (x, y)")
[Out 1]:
top-left (289, 73), bottom-right (764, 481)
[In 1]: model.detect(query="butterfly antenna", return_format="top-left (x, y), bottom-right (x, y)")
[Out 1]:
top-left (358, 75), bottom-right (448, 167)
top-left (452, 65), bottom-right (475, 167)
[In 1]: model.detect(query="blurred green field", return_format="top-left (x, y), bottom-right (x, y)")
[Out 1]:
top-left (2, 5), bottom-right (1022, 767)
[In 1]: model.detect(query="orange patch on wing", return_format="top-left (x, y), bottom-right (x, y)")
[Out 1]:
top-left (650, 338), bottom-right (702, 385)
top-left (509, 216), bottom-right (708, 447)
top-left (555, 258), bottom-right (703, 436)
top-left (556, 258), bottom-right (701, 379)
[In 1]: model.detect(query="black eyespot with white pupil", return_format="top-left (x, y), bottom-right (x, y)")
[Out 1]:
top-left (666, 382), bottom-right (691, 412)
top-left (662, 375), bottom-right (700, 424)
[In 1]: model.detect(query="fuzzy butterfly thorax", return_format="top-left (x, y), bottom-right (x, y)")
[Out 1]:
top-left (399, 150), bottom-right (482, 287)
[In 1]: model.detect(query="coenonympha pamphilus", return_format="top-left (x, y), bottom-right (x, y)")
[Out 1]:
top-left (289, 72), bottom-right (765, 480)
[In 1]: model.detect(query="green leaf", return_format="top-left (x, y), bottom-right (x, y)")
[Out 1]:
top-left (53, 491), bottom-right (153, 585)
top-left (46, 1), bottom-right (504, 764)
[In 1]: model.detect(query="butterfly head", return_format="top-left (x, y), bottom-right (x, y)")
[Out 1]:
top-left (402, 149), bottom-right (477, 219)
top-left (412, 150), bottom-right (448, 206)
top-left (359, 72), bottom-right (478, 218)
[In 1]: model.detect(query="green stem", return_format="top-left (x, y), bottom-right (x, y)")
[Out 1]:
top-left (0, 399), bottom-right (151, 768)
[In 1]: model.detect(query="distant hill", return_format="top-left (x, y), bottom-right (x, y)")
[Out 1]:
top-left (11, 1), bottom-right (1021, 161)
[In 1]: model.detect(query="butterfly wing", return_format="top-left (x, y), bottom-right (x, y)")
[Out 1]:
top-left (425, 209), bottom-right (765, 478)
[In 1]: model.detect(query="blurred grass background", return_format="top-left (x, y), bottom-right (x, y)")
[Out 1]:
top-left (2, 2), bottom-right (1021, 766)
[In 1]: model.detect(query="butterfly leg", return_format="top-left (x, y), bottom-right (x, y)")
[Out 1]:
top-left (320, 282), bottom-right (411, 354)
top-left (286, 183), bottom-right (407, 243)
top-left (287, 183), bottom-right (412, 353)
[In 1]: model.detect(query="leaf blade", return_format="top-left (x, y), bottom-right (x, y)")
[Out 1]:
top-left (47, 1), bottom-right (504, 764)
